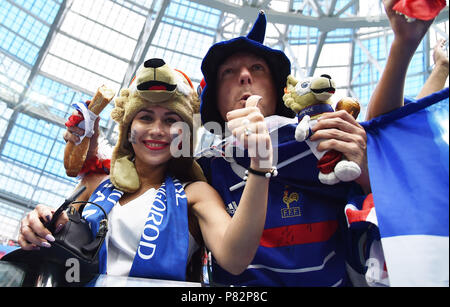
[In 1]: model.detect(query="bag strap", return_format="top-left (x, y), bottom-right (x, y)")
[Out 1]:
top-left (46, 186), bottom-right (87, 233)
top-left (71, 201), bottom-right (108, 222)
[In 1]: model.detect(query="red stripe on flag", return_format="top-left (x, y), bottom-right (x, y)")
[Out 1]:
top-left (260, 220), bottom-right (338, 248)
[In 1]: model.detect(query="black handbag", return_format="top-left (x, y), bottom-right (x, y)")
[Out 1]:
top-left (2, 186), bottom-right (108, 286)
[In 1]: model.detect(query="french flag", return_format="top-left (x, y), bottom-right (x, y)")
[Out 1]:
top-left (360, 88), bottom-right (449, 286)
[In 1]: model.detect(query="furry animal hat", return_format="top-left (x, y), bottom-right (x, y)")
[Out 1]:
top-left (110, 58), bottom-right (205, 192)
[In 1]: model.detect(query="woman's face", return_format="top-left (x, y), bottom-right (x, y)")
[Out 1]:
top-left (129, 105), bottom-right (183, 167)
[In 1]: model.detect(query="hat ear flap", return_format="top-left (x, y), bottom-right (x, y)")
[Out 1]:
top-left (109, 88), bottom-right (140, 193)
top-left (110, 154), bottom-right (140, 193)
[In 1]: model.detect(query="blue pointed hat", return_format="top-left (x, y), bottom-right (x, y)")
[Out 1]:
top-left (200, 10), bottom-right (295, 127)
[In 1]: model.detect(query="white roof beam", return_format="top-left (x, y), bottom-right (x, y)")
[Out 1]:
top-left (188, 0), bottom-right (448, 32)
top-left (308, 31), bottom-right (328, 76)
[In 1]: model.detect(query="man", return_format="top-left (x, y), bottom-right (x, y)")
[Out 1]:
top-left (197, 11), bottom-right (370, 286)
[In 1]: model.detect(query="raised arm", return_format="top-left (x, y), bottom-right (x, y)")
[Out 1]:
top-left (365, 0), bottom-right (435, 120)
top-left (416, 39), bottom-right (449, 99)
top-left (18, 118), bottom-right (107, 251)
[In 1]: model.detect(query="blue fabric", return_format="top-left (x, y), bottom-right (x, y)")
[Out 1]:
top-left (360, 88), bottom-right (449, 238)
top-left (246, 10), bottom-right (266, 42)
top-left (83, 177), bottom-right (189, 281)
top-left (71, 101), bottom-right (88, 111)
top-left (358, 88), bottom-right (449, 286)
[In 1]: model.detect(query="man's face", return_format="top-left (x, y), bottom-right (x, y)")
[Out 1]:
top-left (216, 52), bottom-right (277, 121)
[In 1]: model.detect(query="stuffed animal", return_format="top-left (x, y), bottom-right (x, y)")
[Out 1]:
top-left (283, 74), bottom-right (361, 185)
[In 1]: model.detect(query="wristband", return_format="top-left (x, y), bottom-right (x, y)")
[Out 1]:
top-left (243, 167), bottom-right (278, 181)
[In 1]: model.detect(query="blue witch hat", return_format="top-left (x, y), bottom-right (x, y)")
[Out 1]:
top-left (200, 10), bottom-right (295, 128)
top-left (246, 9), bottom-right (266, 42)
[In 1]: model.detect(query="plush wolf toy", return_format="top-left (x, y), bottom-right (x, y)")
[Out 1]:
top-left (283, 74), bottom-right (361, 185)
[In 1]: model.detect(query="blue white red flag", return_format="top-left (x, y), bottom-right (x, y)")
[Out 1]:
top-left (361, 88), bottom-right (449, 286)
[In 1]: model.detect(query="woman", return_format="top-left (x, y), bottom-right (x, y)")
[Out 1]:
top-left (18, 58), bottom-right (274, 281)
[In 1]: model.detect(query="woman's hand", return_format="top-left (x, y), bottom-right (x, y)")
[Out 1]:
top-left (64, 114), bottom-right (100, 161)
top-left (226, 95), bottom-right (273, 170)
top-left (18, 205), bottom-right (69, 250)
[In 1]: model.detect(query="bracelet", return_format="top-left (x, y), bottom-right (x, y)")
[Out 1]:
top-left (243, 167), bottom-right (278, 181)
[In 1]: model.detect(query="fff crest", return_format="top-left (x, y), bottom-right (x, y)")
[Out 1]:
top-left (281, 189), bottom-right (301, 218)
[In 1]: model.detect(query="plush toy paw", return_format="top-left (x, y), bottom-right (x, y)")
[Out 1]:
top-left (295, 115), bottom-right (310, 142)
top-left (318, 171), bottom-right (340, 185)
top-left (334, 160), bottom-right (361, 182)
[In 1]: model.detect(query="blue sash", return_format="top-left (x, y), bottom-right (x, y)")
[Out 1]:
top-left (82, 176), bottom-right (189, 281)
